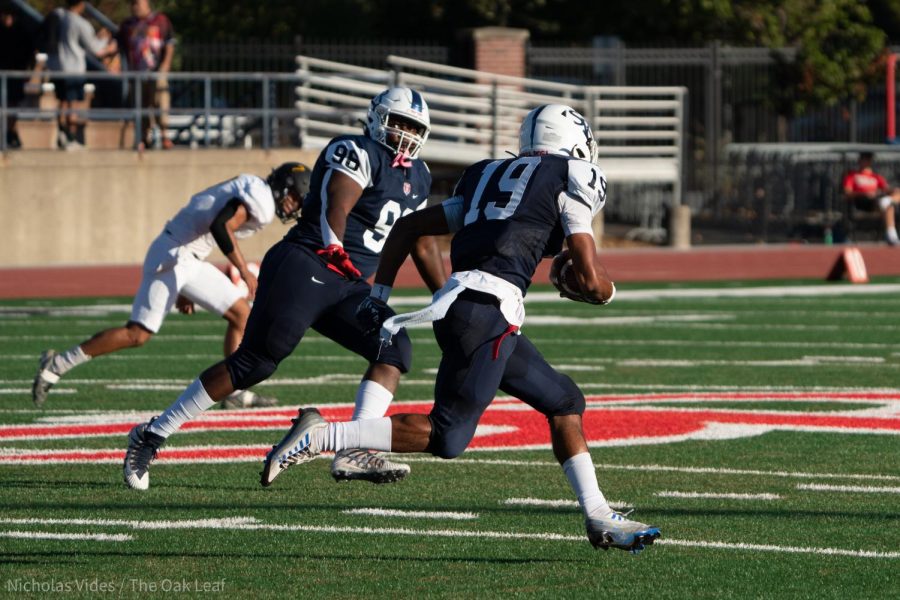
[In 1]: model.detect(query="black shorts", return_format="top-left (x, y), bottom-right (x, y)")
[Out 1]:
top-left (52, 77), bottom-right (85, 102)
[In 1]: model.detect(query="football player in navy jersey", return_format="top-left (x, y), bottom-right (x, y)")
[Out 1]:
top-left (123, 87), bottom-right (446, 490)
top-left (261, 104), bottom-right (661, 554)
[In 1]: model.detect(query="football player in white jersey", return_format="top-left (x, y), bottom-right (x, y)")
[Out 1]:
top-left (31, 163), bottom-right (310, 409)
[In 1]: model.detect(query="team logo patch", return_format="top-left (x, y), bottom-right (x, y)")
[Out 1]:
top-left (403, 182), bottom-right (412, 196)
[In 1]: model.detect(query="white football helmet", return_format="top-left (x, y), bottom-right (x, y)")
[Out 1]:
top-left (519, 104), bottom-right (598, 163)
top-left (365, 87), bottom-right (431, 159)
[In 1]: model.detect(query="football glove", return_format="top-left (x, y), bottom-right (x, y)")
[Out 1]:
top-left (316, 244), bottom-right (361, 279)
top-left (356, 296), bottom-right (392, 336)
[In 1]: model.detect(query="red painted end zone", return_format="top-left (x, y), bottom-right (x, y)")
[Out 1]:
top-left (2, 243), bottom-right (900, 299)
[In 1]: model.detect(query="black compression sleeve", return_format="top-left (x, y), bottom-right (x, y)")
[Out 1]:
top-left (210, 198), bottom-right (242, 256)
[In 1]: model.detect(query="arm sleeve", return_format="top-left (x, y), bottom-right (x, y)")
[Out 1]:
top-left (209, 198), bottom-right (242, 255)
top-left (566, 159), bottom-right (607, 216)
top-left (441, 196), bottom-right (465, 233)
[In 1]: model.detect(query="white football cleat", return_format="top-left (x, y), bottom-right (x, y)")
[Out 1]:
top-left (331, 449), bottom-right (410, 484)
top-left (260, 408), bottom-right (326, 487)
top-left (32, 349), bottom-right (60, 407)
top-left (123, 417), bottom-right (166, 490)
top-left (586, 511), bottom-right (661, 554)
top-left (221, 389), bottom-right (278, 409)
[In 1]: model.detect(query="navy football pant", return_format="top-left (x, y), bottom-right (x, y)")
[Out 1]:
top-left (426, 291), bottom-right (585, 459)
top-left (225, 240), bottom-right (412, 390)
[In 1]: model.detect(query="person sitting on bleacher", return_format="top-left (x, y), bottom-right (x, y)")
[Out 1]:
top-left (842, 151), bottom-right (900, 246)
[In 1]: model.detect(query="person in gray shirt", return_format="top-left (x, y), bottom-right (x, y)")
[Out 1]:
top-left (47, 0), bottom-right (116, 148)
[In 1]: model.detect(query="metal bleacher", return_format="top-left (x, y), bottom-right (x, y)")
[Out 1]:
top-left (294, 55), bottom-right (688, 237)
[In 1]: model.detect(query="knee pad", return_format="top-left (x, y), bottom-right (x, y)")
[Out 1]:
top-left (225, 346), bottom-right (277, 390)
top-left (553, 374), bottom-right (586, 416)
top-left (377, 329), bottom-right (413, 373)
top-left (425, 417), bottom-right (475, 460)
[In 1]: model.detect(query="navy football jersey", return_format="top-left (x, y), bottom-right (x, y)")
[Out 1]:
top-left (445, 154), bottom-right (606, 294)
top-left (287, 134), bottom-right (432, 278)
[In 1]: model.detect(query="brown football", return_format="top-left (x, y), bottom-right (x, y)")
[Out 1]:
top-left (549, 249), bottom-right (582, 297)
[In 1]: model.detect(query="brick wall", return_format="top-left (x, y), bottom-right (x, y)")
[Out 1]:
top-left (470, 27), bottom-right (530, 79)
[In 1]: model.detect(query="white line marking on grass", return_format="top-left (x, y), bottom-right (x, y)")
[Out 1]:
top-left (531, 339), bottom-right (900, 350)
top-left (0, 517), bottom-right (260, 530)
top-left (525, 314), bottom-right (733, 326)
top-left (399, 457), bottom-right (900, 482)
top-left (655, 491), bottom-right (782, 501)
top-left (797, 483), bottom-right (900, 494)
top-left (656, 539), bottom-right (900, 559)
top-left (2, 516), bottom-right (894, 558)
top-left (502, 498), bottom-right (632, 510)
top-left (343, 508), bottom-right (479, 520)
top-left (0, 530), bottom-right (131, 542)
top-left (616, 358), bottom-right (895, 368)
top-left (0, 388), bottom-right (76, 395)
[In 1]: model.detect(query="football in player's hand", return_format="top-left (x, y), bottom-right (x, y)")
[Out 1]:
top-left (549, 249), bottom-right (583, 299)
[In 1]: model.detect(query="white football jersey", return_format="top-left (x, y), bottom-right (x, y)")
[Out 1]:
top-left (558, 159), bottom-right (607, 237)
top-left (164, 174), bottom-right (276, 260)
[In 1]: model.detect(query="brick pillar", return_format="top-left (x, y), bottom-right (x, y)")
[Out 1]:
top-left (470, 27), bottom-right (530, 79)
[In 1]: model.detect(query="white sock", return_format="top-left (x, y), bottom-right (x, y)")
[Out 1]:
top-left (887, 227), bottom-right (899, 243)
top-left (351, 380), bottom-right (393, 420)
top-left (51, 345), bottom-right (90, 376)
top-left (563, 452), bottom-right (613, 519)
top-left (148, 378), bottom-right (216, 438)
top-left (312, 417), bottom-right (392, 452)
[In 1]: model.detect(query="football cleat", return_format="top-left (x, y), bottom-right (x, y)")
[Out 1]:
top-left (331, 449), bottom-right (410, 484)
top-left (123, 417), bottom-right (166, 490)
top-left (585, 511), bottom-right (661, 555)
top-left (260, 408), bottom-right (326, 487)
top-left (32, 349), bottom-right (60, 408)
top-left (220, 389), bottom-right (278, 409)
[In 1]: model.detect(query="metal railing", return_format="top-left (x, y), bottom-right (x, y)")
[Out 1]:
top-left (1, 70), bottom-right (308, 151)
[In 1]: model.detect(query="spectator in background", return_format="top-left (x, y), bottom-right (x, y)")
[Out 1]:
top-left (118, 0), bottom-right (175, 150)
top-left (46, 0), bottom-right (117, 150)
top-left (842, 152), bottom-right (900, 246)
top-left (0, 0), bottom-right (33, 149)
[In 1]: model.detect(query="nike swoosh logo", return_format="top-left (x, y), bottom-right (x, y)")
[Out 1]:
top-left (311, 277), bottom-right (325, 285)
top-left (412, 194), bottom-right (419, 199)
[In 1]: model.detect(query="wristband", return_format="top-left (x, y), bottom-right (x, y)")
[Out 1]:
top-left (371, 283), bottom-right (392, 302)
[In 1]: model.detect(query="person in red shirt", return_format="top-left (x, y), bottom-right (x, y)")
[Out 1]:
top-left (117, 0), bottom-right (174, 149)
top-left (842, 152), bottom-right (900, 245)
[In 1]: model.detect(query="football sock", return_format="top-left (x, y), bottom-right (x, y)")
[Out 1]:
top-left (51, 345), bottom-right (90, 376)
top-left (149, 378), bottom-right (216, 439)
top-left (313, 417), bottom-right (392, 452)
top-left (563, 452), bottom-right (613, 519)
top-left (351, 380), bottom-right (393, 420)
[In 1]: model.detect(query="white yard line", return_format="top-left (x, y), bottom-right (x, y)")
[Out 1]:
top-left (797, 483), bottom-right (900, 494)
top-left (0, 530), bottom-right (131, 542)
top-left (342, 508), bottom-right (479, 520)
top-left (501, 498), bottom-right (631, 510)
top-left (655, 491), bottom-right (782, 501)
top-left (0, 516), bottom-right (894, 558)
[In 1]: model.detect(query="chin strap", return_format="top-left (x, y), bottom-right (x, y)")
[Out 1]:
top-left (391, 152), bottom-right (413, 169)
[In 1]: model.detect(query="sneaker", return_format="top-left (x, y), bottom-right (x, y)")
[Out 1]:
top-left (331, 448), bottom-right (410, 484)
top-left (585, 511), bottom-right (661, 554)
top-left (32, 350), bottom-right (60, 407)
top-left (123, 417), bottom-right (166, 490)
top-left (260, 408), bottom-right (326, 487)
top-left (221, 389), bottom-right (278, 409)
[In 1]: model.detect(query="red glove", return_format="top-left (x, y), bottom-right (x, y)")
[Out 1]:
top-left (316, 244), bottom-right (361, 279)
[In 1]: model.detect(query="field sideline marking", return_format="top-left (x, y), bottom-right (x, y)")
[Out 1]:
top-left (342, 508), bottom-right (479, 520)
top-left (0, 516), bottom-right (895, 558)
top-left (797, 483), bottom-right (900, 494)
top-left (0, 530), bottom-right (131, 542)
top-left (655, 491), bottom-right (782, 500)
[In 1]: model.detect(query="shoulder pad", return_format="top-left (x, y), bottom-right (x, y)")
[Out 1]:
top-left (567, 159), bottom-right (607, 215)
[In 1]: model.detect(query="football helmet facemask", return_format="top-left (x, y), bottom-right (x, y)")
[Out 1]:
top-left (519, 104), bottom-right (598, 163)
top-left (266, 162), bottom-right (310, 223)
top-left (365, 87), bottom-right (430, 159)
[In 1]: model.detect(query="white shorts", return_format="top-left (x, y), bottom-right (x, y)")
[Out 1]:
top-left (130, 233), bottom-right (245, 333)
